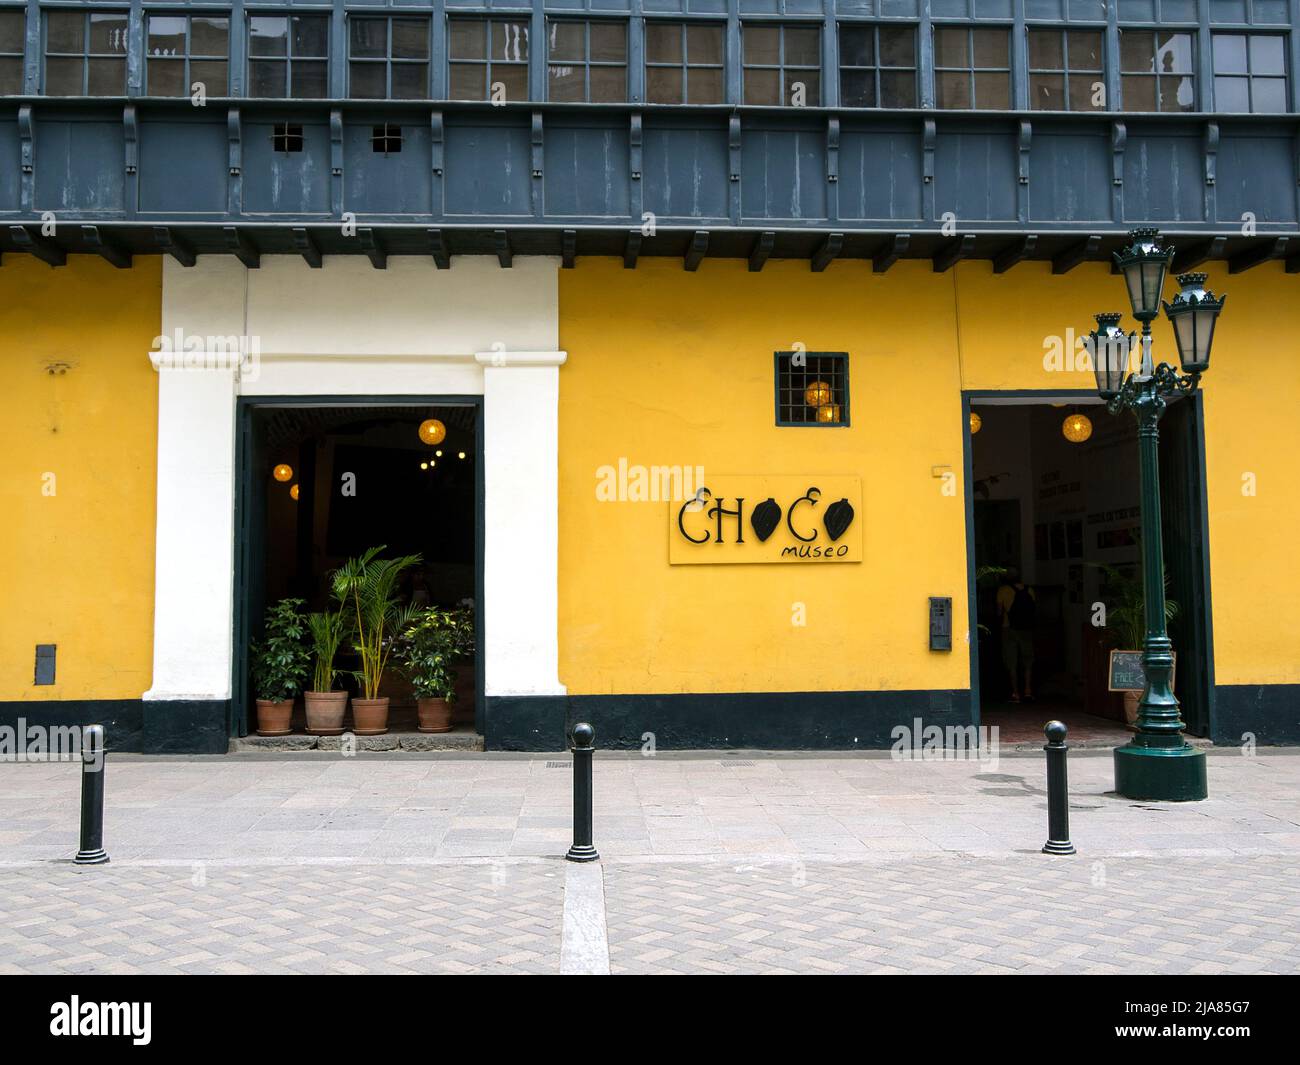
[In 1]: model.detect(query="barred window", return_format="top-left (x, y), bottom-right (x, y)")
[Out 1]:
top-left (448, 18), bottom-right (529, 102)
top-left (0, 9), bottom-right (24, 95)
top-left (45, 10), bottom-right (128, 95)
top-left (1213, 33), bottom-right (1287, 114)
top-left (350, 16), bottom-right (430, 100)
top-left (645, 21), bottom-right (724, 104)
top-left (1028, 27), bottom-right (1104, 111)
top-left (776, 353), bottom-right (850, 427)
top-left (934, 26), bottom-right (1010, 109)
top-left (840, 24), bottom-right (917, 108)
top-left (146, 14), bottom-right (229, 97)
top-left (248, 14), bottom-right (329, 99)
top-left (548, 19), bottom-right (626, 102)
top-left (1120, 29), bottom-right (1195, 112)
top-left (744, 23), bottom-right (820, 106)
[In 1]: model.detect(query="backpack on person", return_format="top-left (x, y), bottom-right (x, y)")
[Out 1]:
top-left (1008, 584), bottom-right (1036, 630)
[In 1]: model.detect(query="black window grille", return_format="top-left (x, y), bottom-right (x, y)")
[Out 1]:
top-left (272, 122), bottom-right (303, 153)
top-left (371, 122), bottom-right (401, 154)
top-left (775, 352), bottom-right (850, 427)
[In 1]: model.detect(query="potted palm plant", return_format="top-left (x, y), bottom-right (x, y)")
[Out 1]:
top-left (332, 546), bottom-right (421, 735)
top-left (396, 608), bottom-right (460, 733)
top-left (250, 598), bottom-right (310, 736)
top-left (303, 608), bottom-right (348, 734)
top-left (1096, 563), bottom-right (1179, 727)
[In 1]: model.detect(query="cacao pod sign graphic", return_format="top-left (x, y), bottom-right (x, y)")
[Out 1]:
top-left (669, 476), bottom-right (863, 565)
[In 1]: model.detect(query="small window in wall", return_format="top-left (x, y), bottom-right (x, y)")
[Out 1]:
top-left (448, 17), bottom-right (529, 102)
top-left (248, 14), bottom-right (329, 99)
top-left (1120, 29), bottom-right (1195, 112)
top-left (44, 10), bottom-right (128, 95)
top-left (0, 9), bottom-right (25, 95)
top-left (1028, 27), bottom-right (1104, 111)
top-left (1213, 33), bottom-right (1287, 113)
top-left (775, 352), bottom-right (850, 427)
top-left (371, 122), bottom-right (401, 154)
top-left (272, 122), bottom-right (304, 153)
top-left (645, 21), bottom-right (724, 104)
top-left (548, 19), bottom-right (627, 102)
top-left (934, 26), bottom-right (1011, 109)
top-left (146, 14), bottom-right (230, 97)
top-left (840, 24), bottom-right (917, 108)
top-left (350, 16), bottom-right (430, 100)
top-left (744, 23), bottom-right (821, 106)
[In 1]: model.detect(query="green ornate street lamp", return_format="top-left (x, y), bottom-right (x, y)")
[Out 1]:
top-left (1087, 228), bottom-right (1226, 802)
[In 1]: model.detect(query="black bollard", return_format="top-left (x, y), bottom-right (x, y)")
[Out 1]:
top-left (565, 722), bottom-right (598, 863)
top-left (74, 724), bottom-right (109, 865)
top-left (1041, 720), bottom-right (1076, 856)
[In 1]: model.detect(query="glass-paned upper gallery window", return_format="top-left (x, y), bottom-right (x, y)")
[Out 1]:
top-left (146, 14), bottom-right (230, 97)
top-left (645, 21), bottom-right (724, 104)
top-left (548, 19), bottom-right (626, 102)
top-left (839, 24), bottom-right (917, 108)
top-left (1120, 29), bottom-right (1195, 112)
top-left (743, 23), bottom-right (821, 106)
top-left (349, 16), bottom-right (430, 100)
top-left (1027, 27), bottom-right (1104, 110)
top-left (0, 9), bottom-right (24, 94)
top-left (45, 10), bottom-right (128, 95)
top-left (448, 18), bottom-right (529, 101)
top-left (1212, 33), bottom-right (1287, 113)
top-left (248, 14), bottom-right (329, 98)
top-left (934, 26), bottom-right (1011, 109)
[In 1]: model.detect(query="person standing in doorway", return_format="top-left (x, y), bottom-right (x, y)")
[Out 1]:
top-left (997, 567), bottom-right (1036, 704)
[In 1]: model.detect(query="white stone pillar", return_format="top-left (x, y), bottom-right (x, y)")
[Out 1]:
top-left (142, 352), bottom-right (240, 702)
top-left (475, 350), bottom-right (568, 698)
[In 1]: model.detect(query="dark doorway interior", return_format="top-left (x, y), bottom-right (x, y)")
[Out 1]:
top-left (234, 402), bottom-right (480, 737)
top-left (968, 395), bottom-right (1212, 739)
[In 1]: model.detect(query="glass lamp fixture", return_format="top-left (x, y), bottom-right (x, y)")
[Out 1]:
top-left (804, 380), bottom-right (833, 408)
top-left (1088, 312), bottom-right (1136, 400)
top-left (815, 404), bottom-right (841, 423)
top-left (1113, 228), bottom-right (1174, 322)
top-left (1062, 411), bottom-right (1093, 443)
top-left (289, 483), bottom-right (300, 500)
top-left (273, 463), bottom-right (293, 482)
top-left (1162, 273), bottom-right (1226, 374)
top-left (458, 451), bottom-right (466, 460)
top-left (418, 419), bottom-right (446, 445)
top-left (420, 462), bottom-right (428, 470)
top-left (969, 412), bottom-right (982, 434)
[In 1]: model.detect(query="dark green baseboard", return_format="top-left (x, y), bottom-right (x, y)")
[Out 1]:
top-left (484, 690), bottom-right (971, 752)
top-left (1213, 684), bottom-right (1300, 746)
top-left (0, 700), bottom-right (229, 754)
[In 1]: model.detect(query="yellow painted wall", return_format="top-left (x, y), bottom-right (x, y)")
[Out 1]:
top-left (558, 257), bottom-right (1300, 695)
top-left (0, 256), bottom-right (161, 701)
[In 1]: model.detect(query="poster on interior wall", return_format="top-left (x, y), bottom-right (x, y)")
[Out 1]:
top-left (668, 476), bottom-right (863, 565)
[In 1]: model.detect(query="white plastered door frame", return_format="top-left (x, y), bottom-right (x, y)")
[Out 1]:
top-left (143, 255), bottom-right (567, 723)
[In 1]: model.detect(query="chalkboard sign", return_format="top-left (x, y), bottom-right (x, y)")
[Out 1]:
top-left (1108, 650), bottom-right (1177, 692)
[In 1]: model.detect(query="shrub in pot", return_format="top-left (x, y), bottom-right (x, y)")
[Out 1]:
top-left (304, 608), bottom-right (348, 734)
top-left (450, 602), bottom-right (476, 723)
top-left (250, 598), bottom-right (310, 736)
top-left (332, 545), bottom-right (421, 735)
top-left (396, 608), bottom-right (460, 733)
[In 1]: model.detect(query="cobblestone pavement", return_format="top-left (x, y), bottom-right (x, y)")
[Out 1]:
top-left (2, 752), bottom-right (1298, 974)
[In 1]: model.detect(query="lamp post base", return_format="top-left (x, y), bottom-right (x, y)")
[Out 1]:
top-left (1113, 742), bottom-right (1207, 801)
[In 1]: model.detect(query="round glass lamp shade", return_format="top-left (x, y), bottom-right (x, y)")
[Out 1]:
top-left (814, 404), bottom-right (841, 423)
top-left (804, 380), bottom-right (834, 408)
top-left (1088, 313), bottom-right (1136, 399)
top-left (289, 484), bottom-right (300, 501)
top-left (418, 419), bottom-right (446, 445)
top-left (1113, 228), bottom-right (1173, 321)
top-left (969, 412), bottom-right (982, 434)
top-left (1162, 273), bottom-right (1226, 374)
top-left (273, 463), bottom-right (293, 482)
top-left (1062, 412), bottom-right (1093, 443)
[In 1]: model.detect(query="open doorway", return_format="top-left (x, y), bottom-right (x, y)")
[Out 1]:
top-left (964, 392), bottom-right (1213, 744)
top-left (232, 400), bottom-right (483, 739)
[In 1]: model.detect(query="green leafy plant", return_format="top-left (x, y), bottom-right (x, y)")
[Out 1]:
top-left (250, 598), bottom-right (311, 702)
top-left (1093, 562), bottom-right (1179, 650)
top-left (331, 546), bottom-right (422, 700)
top-left (306, 608), bottom-right (347, 693)
top-left (395, 608), bottom-right (462, 701)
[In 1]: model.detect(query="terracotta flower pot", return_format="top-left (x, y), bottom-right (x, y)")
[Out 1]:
top-left (453, 664), bottom-right (475, 724)
top-left (417, 697), bottom-right (454, 733)
top-left (351, 697), bottom-right (390, 735)
top-left (304, 691), bottom-right (348, 734)
top-left (255, 698), bottom-right (294, 736)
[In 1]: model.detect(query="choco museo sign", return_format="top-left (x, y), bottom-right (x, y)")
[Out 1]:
top-left (670, 476), bottom-right (863, 564)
